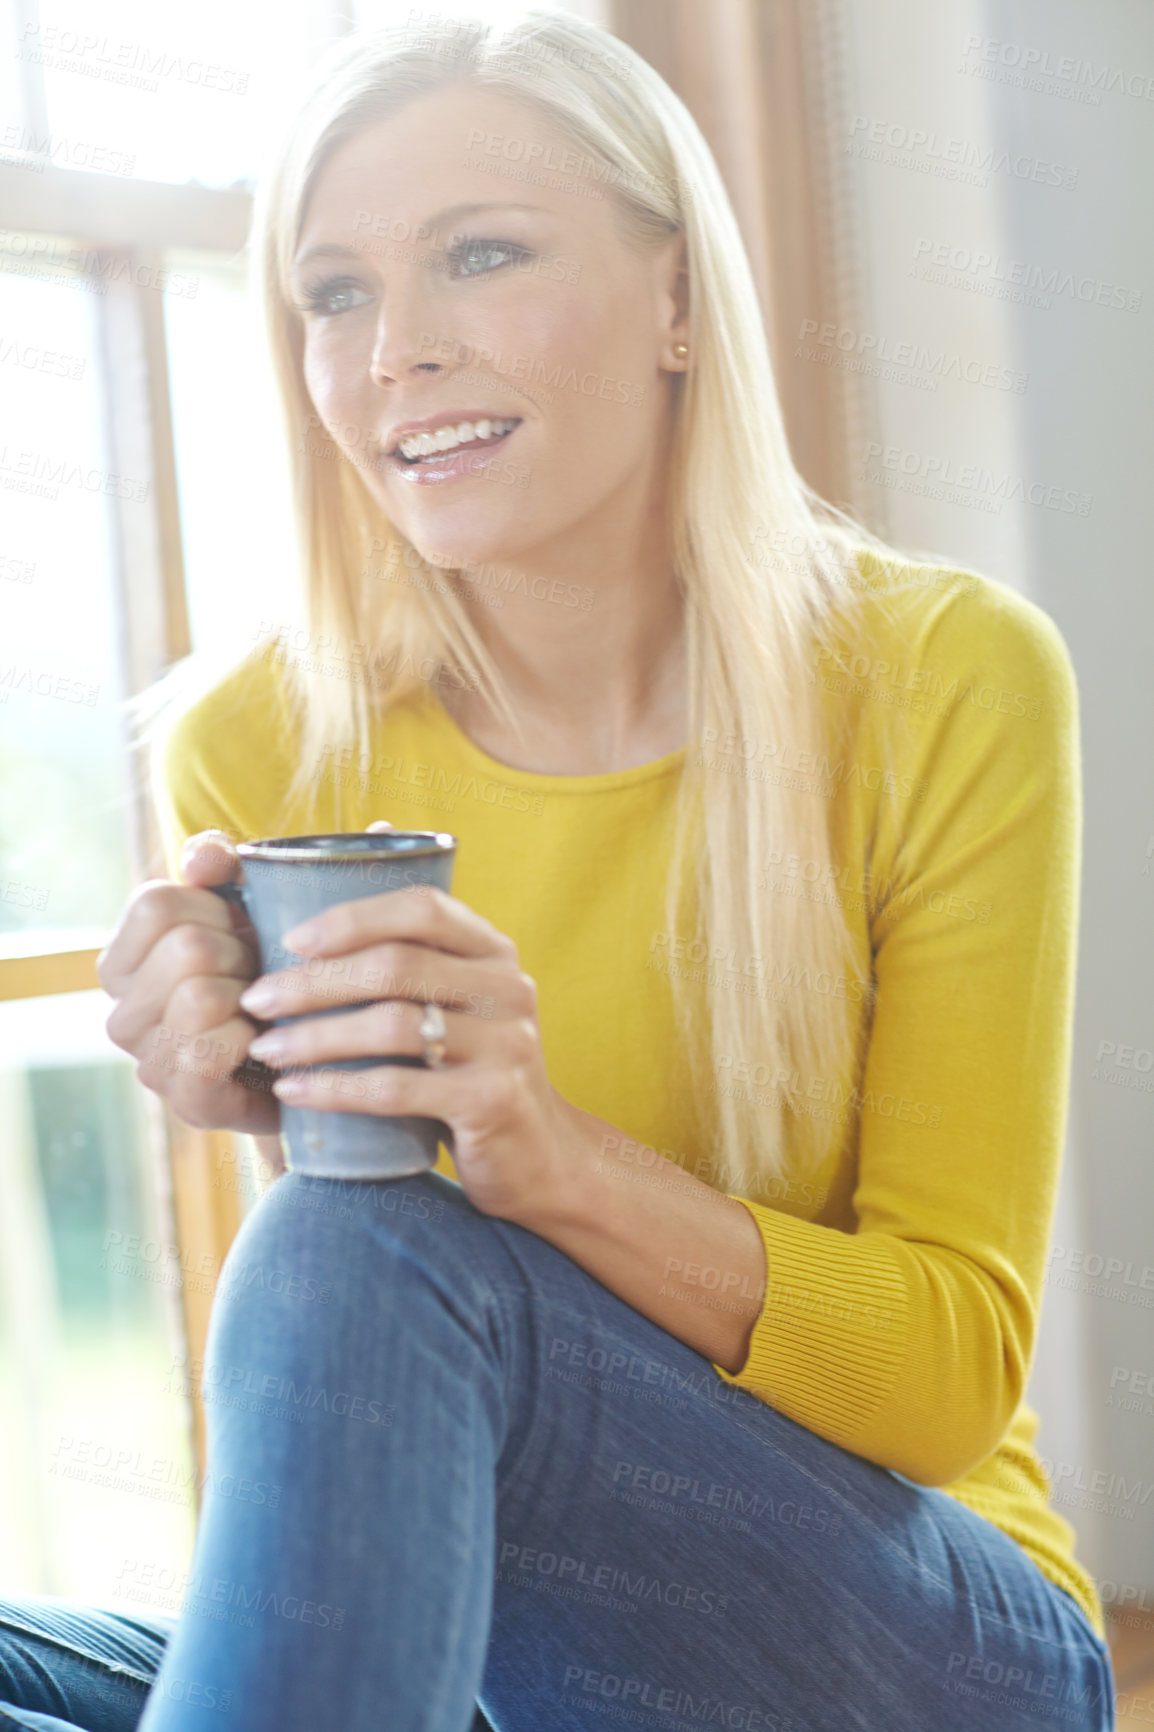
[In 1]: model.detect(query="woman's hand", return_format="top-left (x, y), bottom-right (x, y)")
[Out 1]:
top-left (97, 830), bottom-right (281, 1136)
top-left (239, 876), bottom-right (596, 1226)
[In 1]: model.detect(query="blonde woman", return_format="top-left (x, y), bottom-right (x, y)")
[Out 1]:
top-left (0, 11), bottom-right (1115, 1731)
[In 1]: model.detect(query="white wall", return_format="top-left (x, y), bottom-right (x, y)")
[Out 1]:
top-left (833, 0), bottom-right (1154, 1601)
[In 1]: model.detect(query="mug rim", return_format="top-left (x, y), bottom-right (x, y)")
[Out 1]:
top-left (236, 831), bottom-right (457, 864)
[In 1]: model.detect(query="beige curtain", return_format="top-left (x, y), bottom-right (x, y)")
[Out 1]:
top-left (608, 0), bottom-right (856, 511)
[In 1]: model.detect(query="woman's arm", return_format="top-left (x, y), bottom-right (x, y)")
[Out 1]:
top-left (510, 1115), bottom-right (769, 1374)
top-left (526, 583), bottom-right (1082, 1491)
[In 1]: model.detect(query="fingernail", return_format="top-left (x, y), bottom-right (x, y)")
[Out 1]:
top-left (239, 982), bottom-right (277, 1013)
top-left (272, 1074), bottom-right (305, 1097)
top-left (281, 921), bottom-right (319, 952)
top-left (248, 1033), bottom-right (285, 1060)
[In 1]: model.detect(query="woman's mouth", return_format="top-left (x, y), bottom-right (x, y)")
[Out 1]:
top-left (386, 415), bottom-right (523, 486)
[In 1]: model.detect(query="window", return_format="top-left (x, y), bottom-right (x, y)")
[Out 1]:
top-left (163, 248), bottom-right (297, 655)
top-left (0, 0), bottom-right (606, 1615)
top-left (0, 990), bottom-right (196, 1610)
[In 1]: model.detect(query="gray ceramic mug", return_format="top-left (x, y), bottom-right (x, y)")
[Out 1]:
top-left (209, 831), bottom-right (457, 1181)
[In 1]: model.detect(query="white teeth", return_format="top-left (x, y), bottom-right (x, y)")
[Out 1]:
top-left (397, 416), bottom-right (518, 461)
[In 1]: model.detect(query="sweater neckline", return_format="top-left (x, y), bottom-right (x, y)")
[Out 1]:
top-left (421, 692), bottom-right (687, 794)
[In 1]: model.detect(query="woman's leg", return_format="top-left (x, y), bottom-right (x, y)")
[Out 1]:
top-left (0, 1600), bottom-right (480, 1731)
top-left (135, 1168), bottom-right (1114, 1731)
top-left (0, 1597), bottom-right (174, 1730)
top-left (0, 1584), bottom-right (491, 1732)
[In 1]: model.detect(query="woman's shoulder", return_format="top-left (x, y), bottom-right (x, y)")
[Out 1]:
top-left (160, 640), bottom-right (294, 774)
top-left (829, 546), bottom-right (1078, 725)
top-left (152, 641), bottom-right (301, 847)
top-left (148, 640), bottom-right (305, 869)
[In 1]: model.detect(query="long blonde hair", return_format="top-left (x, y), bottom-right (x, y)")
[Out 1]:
top-left (152, 7), bottom-right (938, 1192)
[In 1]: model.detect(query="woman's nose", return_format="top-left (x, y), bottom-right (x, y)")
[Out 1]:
top-left (367, 276), bottom-right (451, 385)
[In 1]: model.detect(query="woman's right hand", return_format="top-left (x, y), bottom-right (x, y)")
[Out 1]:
top-left (97, 829), bottom-right (281, 1135)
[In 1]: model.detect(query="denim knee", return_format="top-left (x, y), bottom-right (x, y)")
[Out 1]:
top-left (203, 1168), bottom-right (524, 1381)
top-left (226, 1167), bottom-right (508, 1298)
top-left (190, 1167), bottom-right (528, 1488)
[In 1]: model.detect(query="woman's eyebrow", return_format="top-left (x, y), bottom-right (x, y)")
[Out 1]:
top-left (293, 201), bottom-right (553, 271)
top-left (293, 242), bottom-right (366, 272)
top-left (422, 200), bottom-right (551, 226)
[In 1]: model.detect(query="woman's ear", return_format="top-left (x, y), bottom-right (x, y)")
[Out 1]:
top-left (657, 234), bottom-right (691, 371)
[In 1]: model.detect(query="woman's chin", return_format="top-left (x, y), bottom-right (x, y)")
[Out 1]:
top-left (406, 525), bottom-right (534, 577)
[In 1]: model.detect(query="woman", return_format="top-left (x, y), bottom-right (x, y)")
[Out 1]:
top-left (0, 10), bottom-right (1116, 1731)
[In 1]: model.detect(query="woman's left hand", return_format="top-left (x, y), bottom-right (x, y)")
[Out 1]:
top-left (239, 858), bottom-right (593, 1229)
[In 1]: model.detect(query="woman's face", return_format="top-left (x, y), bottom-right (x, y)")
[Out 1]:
top-left (291, 82), bottom-right (686, 574)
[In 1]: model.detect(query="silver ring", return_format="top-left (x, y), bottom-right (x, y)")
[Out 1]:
top-left (418, 1001), bottom-right (448, 1069)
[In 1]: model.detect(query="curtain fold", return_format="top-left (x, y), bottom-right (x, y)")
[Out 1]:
top-left (608, 0), bottom-right (858, 510)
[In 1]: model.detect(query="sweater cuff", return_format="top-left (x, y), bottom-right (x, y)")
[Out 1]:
top-left (710, 1197), bottom-right (910, 1452)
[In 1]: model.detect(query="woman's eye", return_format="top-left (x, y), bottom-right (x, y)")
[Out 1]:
top-left (448, 238), bottom-right (529, 278)
top-left (299, 279), bottom-right (374, 317)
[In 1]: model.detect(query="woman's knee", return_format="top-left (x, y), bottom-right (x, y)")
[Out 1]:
top-left (216, 1168), bottom-right (465, 1288)
top-left (240, 1167), bottom-right (501, 1278)
top-left (204, 1168), bottom-right (517, 1375)
top-left (191, 1170), bottom-right (529, 1474)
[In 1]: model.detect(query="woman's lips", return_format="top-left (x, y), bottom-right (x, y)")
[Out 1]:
top-left (385, 420), bottom-right (522, 486)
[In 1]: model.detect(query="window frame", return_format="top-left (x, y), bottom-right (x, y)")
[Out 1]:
top-left (0, 156), bottom-right (260, 1489)
top-left (2, 0), bottom-right (607, 1489)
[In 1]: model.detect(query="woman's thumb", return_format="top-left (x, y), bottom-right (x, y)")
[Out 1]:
top-left (180, 828), bottom-right (241, 886)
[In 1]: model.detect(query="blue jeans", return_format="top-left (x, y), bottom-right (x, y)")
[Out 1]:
top-left (0, 1169), bottom-right (1115, 1730)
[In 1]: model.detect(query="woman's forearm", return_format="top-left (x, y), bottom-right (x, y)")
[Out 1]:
top-left (517, 1106), bottom-right (768, 1375)
top-left (245, 1089), bottom-right (767, 1372)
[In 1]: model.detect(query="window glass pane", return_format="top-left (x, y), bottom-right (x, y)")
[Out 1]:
top-left (15, 0), bottom-right (604, 188)
top-left (352, 0), bottom-right (604, 24)
top-left (163, 249), bottom-right (298, 656)
top-left (0, 256), bottom-right (135, 946)
top-left (0, 15), bottom-right (26, 153)
top-left (0, 990), bottom-right (195, 1611)
top-left (26, 0), bottom-right (324, 189)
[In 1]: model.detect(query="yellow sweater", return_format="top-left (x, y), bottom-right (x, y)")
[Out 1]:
top-left (154, 555), bottom-right (1103, 1639)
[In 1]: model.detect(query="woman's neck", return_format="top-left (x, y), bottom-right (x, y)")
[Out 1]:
top-left (438, 528), bottom-right (687, 777)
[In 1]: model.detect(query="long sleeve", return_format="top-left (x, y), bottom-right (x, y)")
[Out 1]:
top-left (710, 581), bottom-right (1082, 1490)
top-left (151, 732), bottom-right (243, 882)
top-left (149, 652), bottom-right (298, 880)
